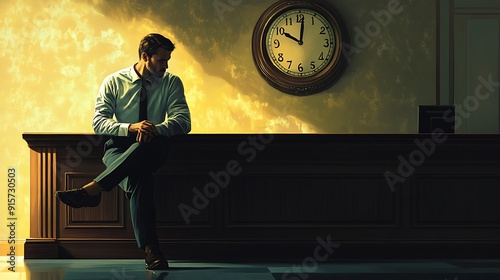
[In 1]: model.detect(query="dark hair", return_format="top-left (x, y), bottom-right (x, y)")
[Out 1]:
top-left (138, 33), bottom-right (175, 58)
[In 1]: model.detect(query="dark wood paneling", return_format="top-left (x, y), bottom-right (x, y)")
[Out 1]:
top-left (415, 175), bottom-right (500, 226)
top-left (22, 133), bottom-right (500, 259)
top-left (65, 173), bottom-right (125, 227)
top-left (154, 173), bottom-right (213, 226)
top-left (226, 175), bottom-right (396, 226)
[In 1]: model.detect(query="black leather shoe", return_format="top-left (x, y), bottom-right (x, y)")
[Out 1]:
top-left (55, 188), bottom-right (101, 208)
top-left (145, 247), bottom-right (169, 270)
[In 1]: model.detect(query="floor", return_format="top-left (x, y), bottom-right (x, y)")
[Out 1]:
top-left (2, 257), bottom-right (500, 280)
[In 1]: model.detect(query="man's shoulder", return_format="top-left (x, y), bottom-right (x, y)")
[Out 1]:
top-left (104, 65), bottom-right (136, 84)
top-left (162, 72), bottom-right (183, 86)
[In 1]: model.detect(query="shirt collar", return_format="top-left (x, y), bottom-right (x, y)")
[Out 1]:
top-left (129, 64), bottom-right (162, 87)
top-left (130, 64), bottom-right (142, 84)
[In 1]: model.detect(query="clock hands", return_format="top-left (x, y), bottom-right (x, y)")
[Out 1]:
top-left (299, 17), bottom-right (304, 44)
top-left (284, 32), bottom-right (301, 44)
top-left (283, 19), bottom-right (305, 45)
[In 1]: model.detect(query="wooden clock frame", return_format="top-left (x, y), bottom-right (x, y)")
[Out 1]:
top-left (252, 0), bottom-right (350, 96)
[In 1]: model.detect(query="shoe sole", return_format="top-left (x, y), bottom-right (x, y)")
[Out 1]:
top-left (55, 191), bottom-right (101, 208)
top-left (55, 191), bottom-right (84, 208)
top-left (146, 263), bottom-right (169, 270)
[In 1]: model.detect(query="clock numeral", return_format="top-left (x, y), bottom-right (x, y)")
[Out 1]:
top-left (276, 27), bottom-right (285, 36)
top-left (318, 52), bottom-right (325, 61)
top-left (278, 53), bottom-right (284, 62)
top-left (285, 17), bottom-right (293, 26)
top-left (285, 61), bottom-right (305, 72)
top-left (282, 60), bottom-right (316, 73)
top-left (320, 26), bottom-right (326, 35)
top-left (323, 39), bottom-right (330, 48)
top-left (274, 39), bottom-right (280, 49)
top-left (298, 63), bottom-right (304, 73)
top-left (296, 14), bottom-right (305, 23)
top-left (311, 16), bottom-right (315, 26)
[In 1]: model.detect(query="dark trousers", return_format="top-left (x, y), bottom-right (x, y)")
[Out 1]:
top-left (94, 135), bottom-right (169, 249)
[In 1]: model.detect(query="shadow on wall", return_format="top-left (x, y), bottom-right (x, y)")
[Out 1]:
top-left (87, 0), bottom-right (437, 133)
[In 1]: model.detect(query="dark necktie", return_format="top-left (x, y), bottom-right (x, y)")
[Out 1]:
top-left (139, 81), bottom-right (148, 121)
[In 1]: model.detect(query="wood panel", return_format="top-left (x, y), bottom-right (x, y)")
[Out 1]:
top-left (415, 175), bottom-right (500, 226)
top-left (29, 148), bottom-right (57, 239)
top-left (225, 175), bottom-right (396, 226)
top-left (22, 133), bottom-right (500, 259)
top-left (65, 173), bottom-right (125, 227)
top-left (154, 173), bottom-right (213, 226)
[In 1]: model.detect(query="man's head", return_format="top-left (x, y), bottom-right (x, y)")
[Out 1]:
top-left (138, 34), bottom-right (175, 78)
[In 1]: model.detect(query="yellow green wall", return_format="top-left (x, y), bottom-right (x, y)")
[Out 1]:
top-left (0, 0), bottom-right (436, 255)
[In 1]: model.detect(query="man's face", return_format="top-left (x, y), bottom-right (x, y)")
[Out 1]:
top-left (146, 48), bottom-right (171, 78)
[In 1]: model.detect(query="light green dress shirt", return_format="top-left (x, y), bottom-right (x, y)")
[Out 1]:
top-left (93, 65), bottom-right (191, 137)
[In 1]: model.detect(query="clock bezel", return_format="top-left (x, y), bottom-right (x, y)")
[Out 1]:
top-left (252, 0), bottom-right (350, 96)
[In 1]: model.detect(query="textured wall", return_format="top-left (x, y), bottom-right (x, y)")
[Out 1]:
top-left (0, 0), bottom-right (436, 250)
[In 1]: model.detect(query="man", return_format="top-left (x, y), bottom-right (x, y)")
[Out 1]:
top-left (55, 33), bottom-right (191, 270)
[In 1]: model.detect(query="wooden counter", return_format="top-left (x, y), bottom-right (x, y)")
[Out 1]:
top-left (23, 133), bottom-right (500, 259)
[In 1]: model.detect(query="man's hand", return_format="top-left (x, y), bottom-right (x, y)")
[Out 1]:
top-left (136, 131), bottom-right (154, 143)
top-left (129, 120), bottom-right (158, 143)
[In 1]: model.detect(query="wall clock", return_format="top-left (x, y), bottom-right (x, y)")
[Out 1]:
top-left (252, 0), bottom-right (350, 96)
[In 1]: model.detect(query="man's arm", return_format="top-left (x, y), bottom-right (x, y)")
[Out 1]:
top-left (92, 77), bottom-right (131, 136)
top-left (155, 77), bottom-right (191, 137)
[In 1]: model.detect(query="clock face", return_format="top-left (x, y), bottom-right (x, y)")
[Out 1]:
top-left (266, 9), bottom-right (335, 78)
top-left (252, 0), bottom-right (349, 95)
